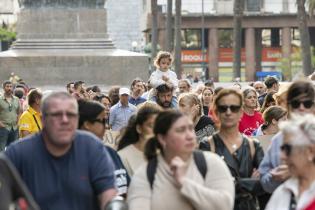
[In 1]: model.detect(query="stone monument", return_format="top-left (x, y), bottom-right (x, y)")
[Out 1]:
top-left (0, 0), bottom-right (149, 86)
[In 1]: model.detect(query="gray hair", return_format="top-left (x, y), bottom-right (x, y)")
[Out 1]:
top-left (41, 91), bottom-right (78, 117)
top-left (280, 114), bottom-right (315, 145)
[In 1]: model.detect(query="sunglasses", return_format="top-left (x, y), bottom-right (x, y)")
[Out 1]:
top-left (91, 118), bottom-right (106, 125)
top-left (290, 100), bottom-right (314, 109)
top-left (280, 144), bottom-right (292, 156)
top-left (217, 105), bottom-right (241, 113)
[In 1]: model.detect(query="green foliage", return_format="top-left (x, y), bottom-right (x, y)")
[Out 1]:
top-left (278, 47), bottom-right (315, 81)
top-left (308, 0), bottom-right (315, 16)
top-left (0, 28), bottom-right (16, 41)
top-left (144, 43), bottom-right (161, 55)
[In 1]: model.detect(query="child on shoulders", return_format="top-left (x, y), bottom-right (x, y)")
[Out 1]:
top-left (149, 51), bottom-right (178, 89)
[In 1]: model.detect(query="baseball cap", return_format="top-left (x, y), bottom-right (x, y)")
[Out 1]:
top-left (119, 87), bottom-right (130, 96)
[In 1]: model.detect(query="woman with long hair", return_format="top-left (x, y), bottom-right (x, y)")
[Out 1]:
top-left (117, 102), bottom-right (162, 176)
top-left (260, 91), bottom-right (276, 113)
top-left (127, 110), bottom-right (234, 210)
top-left (239, 88), bottom-right (264, 136)
top-left (201, 87), bottom-right (214, 116)
top-left (178, 93), bottom-right (215, 143)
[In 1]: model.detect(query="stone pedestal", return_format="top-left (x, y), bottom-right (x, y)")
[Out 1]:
top-left (0, 8), bottom-right (149, 86)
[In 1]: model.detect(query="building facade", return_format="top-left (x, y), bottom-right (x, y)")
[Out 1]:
top-left (143, 0), bottom-right (315, 81)
top-left (106, 0), bottom-right (145, 51)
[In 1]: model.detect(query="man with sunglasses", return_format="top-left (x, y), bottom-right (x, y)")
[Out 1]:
top-left (5, 92), bottom-right (117, 210)
top-left (259, 80), bottom-right (315, 194)
top-left (0, 80), bottom-right (21, 151)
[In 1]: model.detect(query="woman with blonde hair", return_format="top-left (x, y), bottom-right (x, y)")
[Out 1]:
top-left (178, 93), bottom-right (215, 143)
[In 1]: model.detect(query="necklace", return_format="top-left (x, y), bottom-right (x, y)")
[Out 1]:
top-left (219, 133), bottom-right (242, 151)
top-left (231, 144), bottom-right (237, 150)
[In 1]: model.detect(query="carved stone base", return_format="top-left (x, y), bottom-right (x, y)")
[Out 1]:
top-left (0, 49), bottom-right (149, 86)
top-left (0, 8), bottom-right (149, 86)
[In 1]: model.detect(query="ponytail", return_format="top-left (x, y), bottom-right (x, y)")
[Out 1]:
top-left (144, 137), bottom-right (162, 160)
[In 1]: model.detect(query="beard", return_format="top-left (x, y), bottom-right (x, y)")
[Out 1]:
top-left (156, 98), bottom-right (171, 108)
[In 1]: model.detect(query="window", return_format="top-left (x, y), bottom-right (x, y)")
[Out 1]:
top-left (181, 29), bottom-right (202, 49)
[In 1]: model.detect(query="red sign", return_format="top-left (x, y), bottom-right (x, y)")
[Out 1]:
top-left (181, 50), bottom-right (208, 63)
top-left (181, 48), bottom-right (283, 63)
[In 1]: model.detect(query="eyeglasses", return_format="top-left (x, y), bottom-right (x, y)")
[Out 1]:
top-left (290, 100), bottom-right (314, 109)
top-left (280, 144), bottom-right (292, 156)
top-left (91, 118), bottom-right (106, 125)
top-left (217, 105), bottom-right (241, 113)
top-left (45, 111), bottom-right (78, 120)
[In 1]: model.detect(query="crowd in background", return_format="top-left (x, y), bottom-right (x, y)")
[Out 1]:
top-left (1, 51), bottom-right (315, 210)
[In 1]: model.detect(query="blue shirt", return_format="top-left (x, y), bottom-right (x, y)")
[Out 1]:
top-left (128, 96), bottom-right (146, 106)
top-left (109, 102), bottom-right (137, 131)
top-left (5, 131), bottom-right (116, 210)
top-left (258, 131), bottom-right (283, 193)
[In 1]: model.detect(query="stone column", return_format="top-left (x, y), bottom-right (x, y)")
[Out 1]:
top-left (245, 28), bottom-right (256, 81)
top-left (208, 28), bottom-right (219, 82)
top-left (282, 27), bottom-right (291, 80)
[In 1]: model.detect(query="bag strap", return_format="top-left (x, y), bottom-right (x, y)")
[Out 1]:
top-left (32, 115), bottom-right (41, 131)
top-left (208, 135), bottom-right (216, 153)
top-left (193, 150), bottom-right (207, 180)
top-left (27, 110), bottom-right (41, 131)
top-left (147, 157), bottom-right (158, 189)
top-left (147, 151), bottom-right (208, 189)
top-left (245, 136), bottom-right (256, 160)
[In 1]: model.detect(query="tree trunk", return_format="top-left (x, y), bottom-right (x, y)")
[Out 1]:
top-left (151, 0), bottom-right (158, 69)
top-left (165, 0), bottom-right (173, 51)
top-left (297, 0), bottom-right (313, 76)
top-left (283, 0), bottom-right (289, 12)
top-left (174, 0), bottom-right (182, 78)
top-left (232, 0), bottom-right (244, 80)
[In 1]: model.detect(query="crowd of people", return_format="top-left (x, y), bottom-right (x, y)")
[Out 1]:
top-left (1, 50), bottom-right (315, 210)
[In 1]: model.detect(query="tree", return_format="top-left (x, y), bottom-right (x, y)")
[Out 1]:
top-left (308, 0), bottom-right (315, 15)
top-left (151, 0), bottom-right (158, 67)
top-left (165, 0), bottom-right (173, 52)
top-left (232, 0), bottom-right (245, 80)
top-left (297, 0), bottom-right (313, 76)
top-left (174, 0), bottom-right (182, 78)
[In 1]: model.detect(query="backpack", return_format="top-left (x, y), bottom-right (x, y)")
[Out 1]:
top-left (146, 150), bottom-right (207, 189)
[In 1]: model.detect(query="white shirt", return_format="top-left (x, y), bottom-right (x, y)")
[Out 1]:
top-left (266, 178), bottom-right (315, 210)
top-left (149, 69), bottom-right (178, 89)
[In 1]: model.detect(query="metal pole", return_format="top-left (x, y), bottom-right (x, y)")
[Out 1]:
top-left (201, 0), bottom-right (206, 77)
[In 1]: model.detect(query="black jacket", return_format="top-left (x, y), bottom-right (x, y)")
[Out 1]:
top-left (200, 133), bottom-right (265, 210)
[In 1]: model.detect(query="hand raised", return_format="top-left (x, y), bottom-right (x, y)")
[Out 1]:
top-left (170, 156), bottom-right (188, 188)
